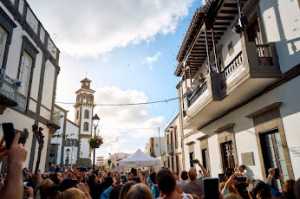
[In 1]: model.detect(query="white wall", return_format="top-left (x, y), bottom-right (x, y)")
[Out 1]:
top-left (41, 61), bottom-right (56, 109)
top-left (183, 75), bottom-right (300, 179)
top-left (260, 0), bottom-right (300, 72)
top-left (66, 120), bottom-right (79, 139)
top-left (80, 138), bottom-right (90, 159)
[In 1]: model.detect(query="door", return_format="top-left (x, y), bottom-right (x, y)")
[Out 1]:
top-left (220, 141), bottom-right (235, 171)
top-left (260, 129), bottom-right (289, 184)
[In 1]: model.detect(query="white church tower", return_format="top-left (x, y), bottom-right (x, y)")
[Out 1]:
top-left (74, 78), bottom-right (95, 166)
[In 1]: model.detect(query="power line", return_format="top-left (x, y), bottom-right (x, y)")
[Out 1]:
top-left (56, 96), bottom-right (179, 107)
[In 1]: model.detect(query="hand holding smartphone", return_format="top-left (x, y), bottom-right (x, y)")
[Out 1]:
top-left (1, 123), bottom-right (29, 149)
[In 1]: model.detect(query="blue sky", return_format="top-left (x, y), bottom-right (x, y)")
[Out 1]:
top-left (29, 0), bottom-right (201, 155)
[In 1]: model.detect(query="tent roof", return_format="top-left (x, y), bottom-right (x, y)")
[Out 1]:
top-left (119, 149), bottom-right (160, 167)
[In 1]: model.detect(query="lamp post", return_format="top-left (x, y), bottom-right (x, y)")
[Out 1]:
top-left (92, 114), bottom-right (100, 170)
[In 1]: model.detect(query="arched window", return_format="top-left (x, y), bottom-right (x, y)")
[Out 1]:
top-left (84, 110), bottom-right (89, 119)
top-left (83, 122), bottom-right (89, 131)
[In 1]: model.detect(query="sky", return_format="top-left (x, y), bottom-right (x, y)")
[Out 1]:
top-left (28, 0), bottom-right (202, 157)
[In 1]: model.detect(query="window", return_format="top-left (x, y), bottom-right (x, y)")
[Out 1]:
top-left (220, 141), bottom-right (235, 171)
top-left (189, 152), bottom-right (195, 168)
top-left (18, 51), bottom-right (33, 96)
top-left (83, 122), bottom-right (89, 131)
top-left (17, 36), bottom-right (38, 100)
top-left (0, 26), bottom-right (8, 67)
top-left (84, 109), bottom-right (89, 119)
top-left (76, 111), bottom-right (79, 119)
top-left (260, 129), bottom-right (289, 184)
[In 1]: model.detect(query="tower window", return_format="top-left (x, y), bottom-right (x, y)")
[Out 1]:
top-left (76, 111), bottom-right (79, 119)
top-left (84, 110), bottom-right (90, 119)
top-left (83, 122), bottom-right (89, 131)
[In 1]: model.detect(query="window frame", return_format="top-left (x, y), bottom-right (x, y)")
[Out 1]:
top-left (0, 8), bottom-right (16, 70)
top-left (84, 109), bottom-right (90, 119)
top-left (83, 122), bottom-right (89, 132)
top-left (17, 36), bottom-right (38, 110)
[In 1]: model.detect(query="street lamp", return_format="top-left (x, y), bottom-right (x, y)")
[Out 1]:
top-left (92, 114), bottom-right (100, 170)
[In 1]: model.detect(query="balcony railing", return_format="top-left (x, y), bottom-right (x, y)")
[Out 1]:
top-left (0, 69), bottom-right (26, 111)
top-left (222, 51), bottom-right (243, 80)
top-left (256, 44), bottom-right (275, 65)
top-left (0, 69), bottom-right (18, 107)
top-left (187, 81), bottom-right (208, 107)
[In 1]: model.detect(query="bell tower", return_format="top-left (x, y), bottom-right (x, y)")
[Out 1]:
top-left (74, 78), bottom-right (95, 164)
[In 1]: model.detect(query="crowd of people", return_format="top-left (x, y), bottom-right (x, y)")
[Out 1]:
top-left (0, 132), bottom-right (300, 199)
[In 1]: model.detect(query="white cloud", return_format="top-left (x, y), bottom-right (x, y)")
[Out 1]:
top-left (28, 0), bottom-right (193, 57)
top-left (143, 51), bottom-right (162, 65)
top-left (90, 86), bottom-right (165, 156)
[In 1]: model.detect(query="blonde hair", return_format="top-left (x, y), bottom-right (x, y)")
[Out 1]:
top-left (126, 183), bottom-right (152, 199)
top-left (60, 188), bottom-right (86, 199)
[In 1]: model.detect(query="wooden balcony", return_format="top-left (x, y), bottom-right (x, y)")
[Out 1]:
top-left (182, 40), bottom-right (281, 130)
top-left (222, 41), bottom-right (281, 97)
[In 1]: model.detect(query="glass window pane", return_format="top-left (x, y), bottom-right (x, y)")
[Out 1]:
top-left (0, 26), bottom-right (8, 67)
top-left (18, 51), bottom-right (33, 96)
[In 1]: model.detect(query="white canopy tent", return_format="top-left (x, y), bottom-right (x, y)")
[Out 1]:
top-left (119, 149), bottom-right (161, 168)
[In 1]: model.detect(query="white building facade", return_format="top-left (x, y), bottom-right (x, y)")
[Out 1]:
top-left (0, 0), bottom-right (60, 172)
top-left (145, 137), bottom-right (167, 159)
top-left (49, 105), bottom-right (80, 167)
top-left (164, 114), bottom-right (183, 174)
top-left (174, 0), bottom-right (300, 184)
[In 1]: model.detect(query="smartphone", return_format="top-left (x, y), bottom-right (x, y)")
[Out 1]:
top-left (2, 123), bottom-right (16, 149)
top-left (203, 177), bottom-right (219, 199)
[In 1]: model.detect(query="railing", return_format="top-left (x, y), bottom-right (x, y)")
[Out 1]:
top-left (222, 51), bottom-right (243, 80)
top-left (0, 69), bottom-right (27, 112)
top-left (256, 44), bottom-right (274, 65)
top-left (187, 81), bottom-right (208, 107)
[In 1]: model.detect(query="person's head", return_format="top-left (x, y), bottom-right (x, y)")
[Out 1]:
top-left (126, 183), bottom-right (152, 199)
top-left (50, 172), bottom-right (63, 184)
top-left (188, 168), bottom-right (197, 181)
top-left (180, 171), bottom-right (188, 181)
top-left (250, 180), bottom-right (272, 199)
top-left (295, 178), bottom-right (300, 199)
top-left (119, 182), bottom-right (135, 199)
top-left (149, 172), bottom-right (157, 184)
top-left (39, 179), bottom-right (55, 199)
top-left (60, 188), bottom-right (86, 199)
top-left (130, 168), bottom-right (137, 176)
top-left (238, 165), bottom-right (246, 173)
top-left (284, 179), bottom-right (295, 193)
top-left (157, 169), bottom-right (176, 196)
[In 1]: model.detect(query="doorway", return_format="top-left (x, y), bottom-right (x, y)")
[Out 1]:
top-left (259, 129), bottom-right (289, 183)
